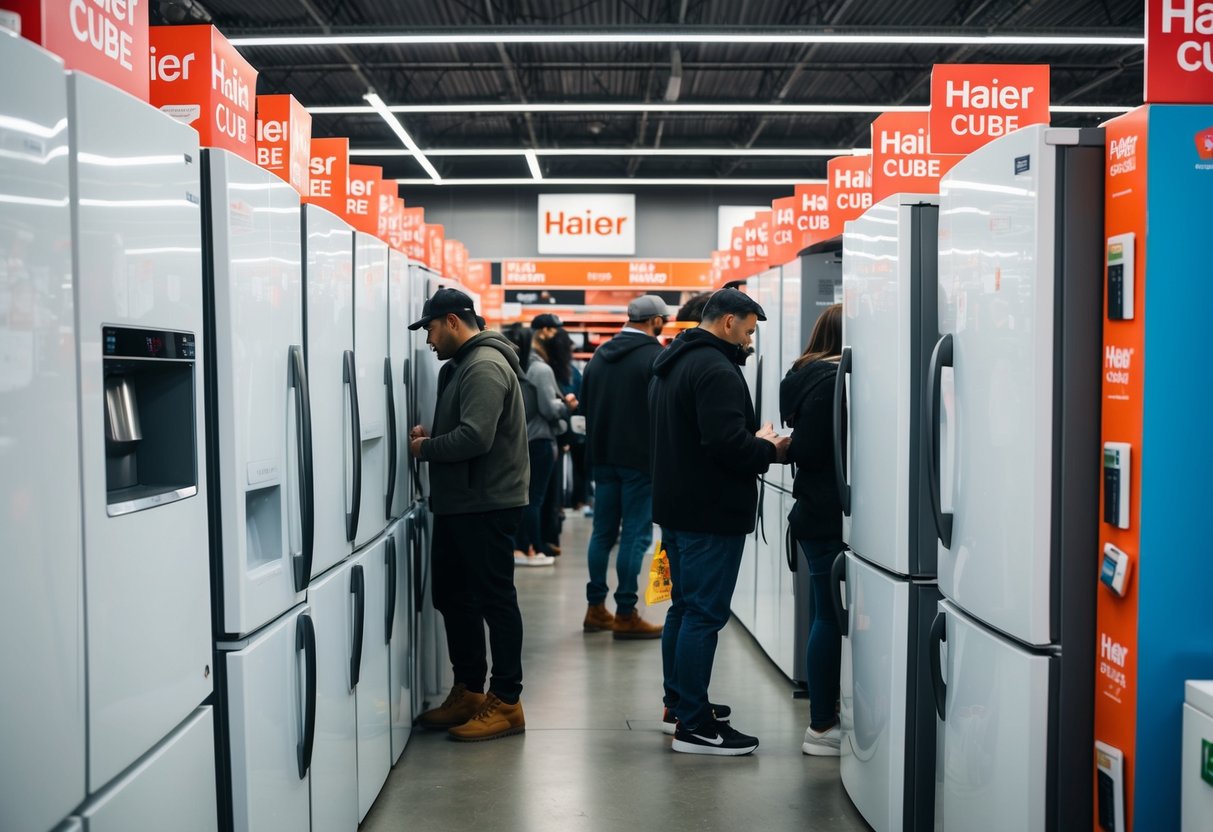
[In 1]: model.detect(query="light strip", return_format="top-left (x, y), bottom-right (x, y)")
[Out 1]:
top-left (312, 102), bottom-right (1134, 116)
top-left (394, 177), bottom-right (824, 187)
top-left (230, 31), bottom-right (1143, 48)
top-left (362, 92), bottom-right (441, 181)
top-left (351, 147), bottom-right (856, 157)
top-left (525, 150), bottom-right (543, 179)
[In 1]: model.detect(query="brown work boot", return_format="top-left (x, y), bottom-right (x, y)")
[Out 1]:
top-left (612, 610), bottom-right (664, 640)
top-left (418, 683), bottom-right (486, 729)
top-left (448, 694), bottom-right (526, 742)
top-left (583, 603), bottom-right (615, 633)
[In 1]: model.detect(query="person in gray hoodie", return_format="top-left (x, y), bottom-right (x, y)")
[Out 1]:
top-left (408, 288), bottom-right (530, 742)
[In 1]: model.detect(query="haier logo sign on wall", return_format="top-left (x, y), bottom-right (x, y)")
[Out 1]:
top-left (538, 194), bottom-right (636, 255)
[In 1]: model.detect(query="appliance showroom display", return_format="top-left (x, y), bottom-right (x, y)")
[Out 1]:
top-left (927, 124), bottom-right (1104, 831)
top-left (834, 193), bottom-right (941, 832)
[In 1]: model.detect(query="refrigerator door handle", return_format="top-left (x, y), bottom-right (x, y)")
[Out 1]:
top-left (385, 535), bottom-right (397, 644)
top-left (412, 521), bottom-right (424, 610)
top-left (929, 610), bottom-right (948, 721)
top-left (830, 550), bottom-right (849, 637)
top-left (926, 335), bottom-right (954, 549)
top-left (289, 345), bottom-right (315, 592)
top-left (384, 356), bottom-right (397, 518)
top-left (344, 350), bottom-right (363, 542)
top-left (756, 477), bottom-right (767, 545)
top-left (832, 347), bottom-right (852, 516)
top-left (785, 521), bottom-right (797, 573)
top-left (350, 564), bottom-right (366, 690)
top-left (295, 612), bottom-right (317, 780)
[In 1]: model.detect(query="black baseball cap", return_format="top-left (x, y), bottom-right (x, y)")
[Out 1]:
top-left (408, 287), bottom-right (479, 330)
top-left (531, 313), bottom-right (563, 329)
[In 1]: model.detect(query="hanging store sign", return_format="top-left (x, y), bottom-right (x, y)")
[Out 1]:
top-left (375, 181), bottom-right (403, 248)
top-left (794, 183), bottom-right (834, 248)
top-left (304, 137), bottom-right (348, 215)
top-left (741, 212), bottom-right (771, 276)
top-left (710, 249), bottom-right (732, 286)
top-left (769, 196), bottom-right (799, 266)
top-left (255, 94), bottom-right (311, 195)
top-left (401, 207), bottom-right (425, 263)
top-left (870, 111), bottom-right (964, 202)
top-left (727, 224), bottom-right (746, 283)
top-left (1145, 0), bottom-right (1213, 103)
top-left (929, 64), bottom-right (1050, 155)
top-left (827, 157), bottom-right (873, 230)
top-left (424, 224), bottom-right (445, 274)
top-left (501, 259), bottom-right (711, 289)
top-left (537, 193), bottom-right (636, 255)
top-left (344, 164), bottom-right (382, 236)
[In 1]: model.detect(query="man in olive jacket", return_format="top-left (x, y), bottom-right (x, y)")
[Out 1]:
top-left (408, 288), bottom-right (530, 742)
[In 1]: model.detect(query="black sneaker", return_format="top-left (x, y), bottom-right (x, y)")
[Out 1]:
top-left (671, 720), bottom-right (759, 756)
top-left (662, 702), bottom-right (731, 735)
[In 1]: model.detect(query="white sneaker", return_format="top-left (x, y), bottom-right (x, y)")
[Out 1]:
top-left (802, 724), bottom-right (841, 756)
top-left (514, 552), bottom-right (555, 567)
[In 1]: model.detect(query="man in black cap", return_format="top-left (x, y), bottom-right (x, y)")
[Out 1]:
top-left (648, 287), bottom-right (790, 755)
top-left (407, 288), bottom-right (531, 742)
top-left (580, 294), bottom-right (669, 640)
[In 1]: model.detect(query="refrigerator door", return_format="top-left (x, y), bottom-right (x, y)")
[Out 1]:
top-left (205, 149), bottom-right (306, 638)
top-left (753, 487), bottom-right (783, 660)
top-left (219, 604), bottom-right (313, 832)
top-left (936, 599), bottom-right (1052, 832)
top-left (0, 35), bottom-right (85, 832)
top-left (778, 258), bottom-right (803, 491)
top-left (305, 561), bottom-right (359, 832)
top-left (353, 232), bottom-right (389, 546)
top-left (79, 707), bottom-right (217, 832)
top-left (389, 515), bottom-right (415, 762)
top-left (353, 536), bottom-right (392, 819)
top-left (756, 268), bottom-right (783, 432)
top-left (775, 493), bottom-right (798, 677)
top-left (410, 269), bottom-right (441, 501)
top-left (387, 250), bottom-right (410, 519)
top-left (302, 205), bottom-right (355, 577)
top-left (734, 529), bottom-right (758, 634)
top-left (68, 72), bottom-right (213, 790)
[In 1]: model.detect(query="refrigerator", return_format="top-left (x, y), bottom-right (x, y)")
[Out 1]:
top-left (387, 248), bottom-right (411, 520)
top-left (389, 512), bottom-right (416, 763)
top-left (353, 232), bottom-right (390, 548)
top-left (927, 124), bottom-right (1103, 831)
top-left (68, 70), bottom-right (214, 794)
top-left (352, 535), bottom-right (393, 820)
top-left (0, 33), bottom-right (86, 832)
top-left (835, 194), bottom-right (941, 831)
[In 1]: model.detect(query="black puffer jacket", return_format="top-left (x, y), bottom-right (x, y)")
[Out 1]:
top-left (780, 359), bottom-right (843, 541)
top-left (581, 330), bottom-right (662, 472)
top-left (648, 328), bottom-right (775, 535)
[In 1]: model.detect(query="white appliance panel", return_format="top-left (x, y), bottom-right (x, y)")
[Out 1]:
top-left (734, 528), bottom-right (758, 634)
top-left (409, 269), bottom-right (442, 500)
top-left (777, 259), bottom-right (803, 491)
top-left (68, 72), bottom-right (213, 790)
top-left (756, 268), bottom-right (782, 431)
top-left (775, 493), bottom-right (797, 677)
top-left (80, 707), bottom-right (217, 832)
top-left (353, 232), bottom-right (389, 546)
top-left (221, 604), bottom-right (312, 832)
top-left (206, 149), bottom-right (306, 637)
top-left (305, 560), bottom-right (359, 832)
top-left (0, 34), bottom-right (86, 832)
top-left (302, 205), bottom-right (355, 575)
top-left (354, 537), bottom-right (392, 819)
top-left (938, 600), bottom-right (1050, 832)
top-left (839, 553), bottom-right (910, 832)
top-left (936, 125), bottom-right (1056, 646)
top-left (387, 249), bottom-right (410, 518)
top-left (753, 489), bottom-right (783, 658)
top-left (1182, 683), bottom-right (1213, 830)
top-left (389, 515), bottom-right (415, 762)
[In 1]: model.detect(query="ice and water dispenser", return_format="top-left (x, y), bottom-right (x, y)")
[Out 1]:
top-left (102, 326), bottom-right (199, 516)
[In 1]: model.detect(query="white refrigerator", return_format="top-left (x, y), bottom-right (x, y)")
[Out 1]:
top-left (0, 32), bottom-right (85, 832)
top-left (387, 248), bottom-right (411, 520)
top-left (68, 70), bottom-right (215, 798)
top-left (835, 194), bottom-right (941, 831)
top-left (927, 124), bottom-right (1103, 831)
top-left (353, 232), bottom-right (390, 548)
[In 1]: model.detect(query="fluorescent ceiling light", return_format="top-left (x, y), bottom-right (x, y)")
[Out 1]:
top-left (362, 91), bottom-right (441, 181)
top-left (394, 178), bottom-right (824, 187)
top-left (230, 30), bottom-right (1143, 48)
top-left (312, 102), bottom-right (1133, 116)
top-left (351, 147), bottom-right (855, 157)
top-left (525, 150), bottom-right (542, 179)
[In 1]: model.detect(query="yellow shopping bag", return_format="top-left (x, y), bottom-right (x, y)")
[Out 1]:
top-left (645, 541), bottom-right (672, 606)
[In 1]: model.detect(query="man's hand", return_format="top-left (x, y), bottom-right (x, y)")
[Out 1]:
top-left (409, 436), bottom-right (427, 458)
top-left (564, 393), bottom-right (579, 411)
top-left (772, 435), bottom-right (792, 464)
top-left (410, 425), bottom-right (429, 440)
top-left (755, 422), bottom-right (778, 442)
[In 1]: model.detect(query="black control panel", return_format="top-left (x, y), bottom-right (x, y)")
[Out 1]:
top-left (103, 327), bottom-right (195, 361)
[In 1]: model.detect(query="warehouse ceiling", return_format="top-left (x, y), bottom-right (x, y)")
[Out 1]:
top-left (153, 0), bottom-right (1146, 184)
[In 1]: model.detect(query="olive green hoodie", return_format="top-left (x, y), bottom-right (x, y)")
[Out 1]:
top-left (419, 330), bottom-right (530, 515)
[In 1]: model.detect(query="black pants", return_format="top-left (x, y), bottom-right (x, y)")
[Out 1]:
top-left (542, 445), bottom-right (565, 547)
top-left (431, 508), bottom-right (525, 703)
top-left (567, 442), bottom-right (588, 506)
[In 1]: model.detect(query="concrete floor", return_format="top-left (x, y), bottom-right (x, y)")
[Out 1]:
top-left (361, 515), bottom-right (870, 832)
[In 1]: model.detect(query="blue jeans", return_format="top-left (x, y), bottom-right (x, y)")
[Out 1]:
top-left (660, 527), bottom-right (745, 731)
top-left (517, 439), bottom-right (556, 553)
top-left (585, 465), bottom-right (653, 615)
top-left (801, 538), bottom-right (844, 730)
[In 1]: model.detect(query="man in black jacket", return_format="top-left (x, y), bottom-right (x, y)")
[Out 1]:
top-left (649, 288), bottom-right (789, 756)
top-left (580, 295), bottom-right (669, 640)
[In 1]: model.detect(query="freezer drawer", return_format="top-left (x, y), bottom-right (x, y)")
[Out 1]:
top-left (0, 33), bottom-right (86, 832)
top-left (79, 707), bottom-right (217, 832)
top-left (390, 515), bottom-right (416, 763)
top-left (353, 233), bottom-right (390, 547)
top-left (354, 536), bottom-right (392, 820)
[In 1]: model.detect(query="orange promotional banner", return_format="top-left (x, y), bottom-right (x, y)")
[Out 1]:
top-left (728, 225), bottom-right (746, 282)
top-left (345, 164), bottom-right (382, 236)
top-left (501, 260), bottom-right (712, 289)
top-left (870, 111), bottom-right (964, 202)
top-left (445, 240), bottom-right (469, 282)
top-left (424, 224), bottom-right (445, 274)
top-left (149, 25), bottom-right (258, 161)
top-left (826, 157), bottom-right (873, 230)
top-left (305, 137), bottom-right (348, 215)
top-left (710, 249), bottom-right (731, 286)
top-left (742, 212), bottom-right (771, 275)
top-left (383, 197), bottom-right (408, 252)
top-left (929, 64), bottom-right (1050, 155)
top-left (794, 183), bottom-right (833, 248)
top-left (401, 207), bottom-right (425, 262)
top-left (481, 283), bottom-right (505, 324)
top-left (255, 94), bottom-right (311, 195)
top-left (769, 196), bottom-right (799, 265)
top-left (465, 260), bottom-right (492, 296)
top-left (1145, 0), bottom-right (1213, 103)
top-left (4, 0), bottom-right (150, 100)
top-left (374, 181), bottom-right (402, 246)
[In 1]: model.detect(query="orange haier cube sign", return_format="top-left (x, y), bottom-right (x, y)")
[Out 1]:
top-left (305, 137), bottom-right (348, 215)
top-left (929, 64), bottom-right (1050, 155)
top-left (794, 183), bottom-right (833, 248)
top-left (870, 111), bottom-right (964, 202)
top-left (424, 224), bottom-right (445, 274)
top-left (769, 196), bottom-right (798, 266)
top-left (827, 157), bottom-right (872, 229)
top-left (1146, 0), bottom-right (1213, 103)
top-left (149, 25), bottom-right (257, 161)
top-left (3, 0), bottom-right (150, 100)
top-left (344, 164), bottom-right (382, 236)
top-left (255, 94), bottom-right (311, 194)
top-left (401, 207), bottom-right (425, 263)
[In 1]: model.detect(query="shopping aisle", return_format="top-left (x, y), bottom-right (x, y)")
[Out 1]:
top-left (362, 515), bottom-right (868, 831)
